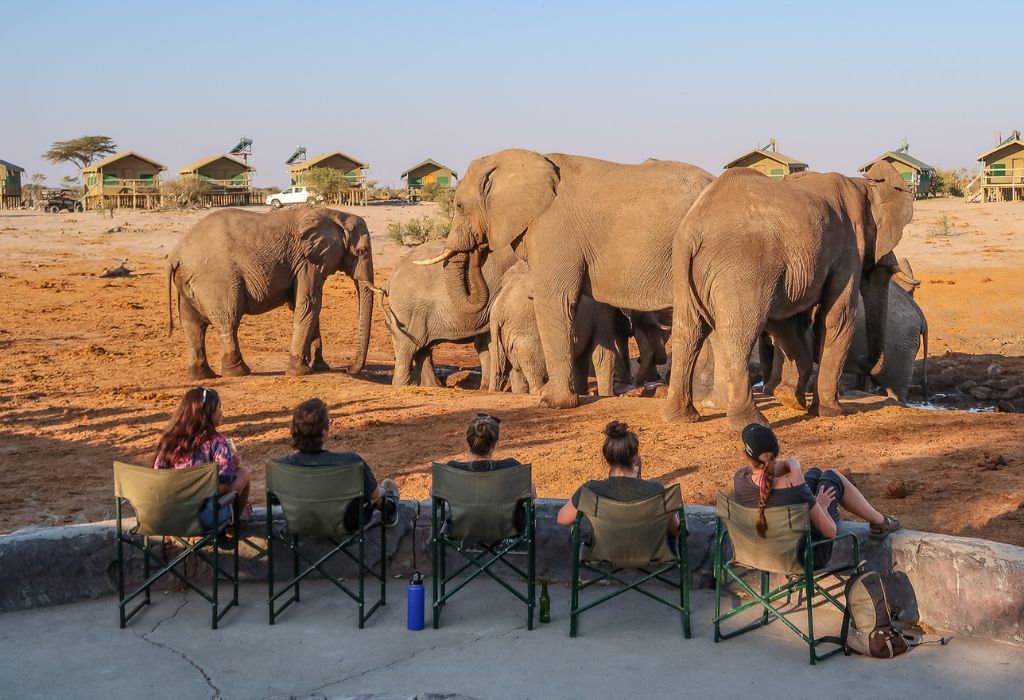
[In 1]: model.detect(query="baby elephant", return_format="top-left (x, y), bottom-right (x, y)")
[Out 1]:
top-left (489, 262), bottom-right (617, 397)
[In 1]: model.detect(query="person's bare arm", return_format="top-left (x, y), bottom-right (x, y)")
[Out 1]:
top-left (667, 512), bottom-right (681, 537)
top-left (809, 486), bottom-right (838, 539)
top-left (556, 500), bottom-right (578, 526)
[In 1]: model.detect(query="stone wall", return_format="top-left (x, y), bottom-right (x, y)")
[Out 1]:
top-left (1, 500), bottom-right (1020, 646)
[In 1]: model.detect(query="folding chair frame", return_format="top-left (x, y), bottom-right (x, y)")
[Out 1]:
top-left (431, 496), bottom-right (536, 630)
top-left (713, 518), bottom-right (860, 665)
top-left (569, 506), bottom-right (690, 638)
top-left (115, 495), bottom-right (239, 630)
top-left (265, 491), bottom-right (386, 628)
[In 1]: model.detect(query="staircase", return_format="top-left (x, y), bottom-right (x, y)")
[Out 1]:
top-left (964, 173), bottom-right (984, 203)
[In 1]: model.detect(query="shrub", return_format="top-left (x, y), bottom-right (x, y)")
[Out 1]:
top-left (162, 177), bottom-right (210, 207)
top-left (386, 215), bottom-right (449, 246)
top-left (299, 167), bottom-right (349, 204)
top-left (931, 167), bottom-right (974, 198)
top-left (419, 181), bottom-right (454, 203)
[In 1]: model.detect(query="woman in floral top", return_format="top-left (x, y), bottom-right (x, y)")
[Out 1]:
top-left (154, 387), bottom-right (251, 529)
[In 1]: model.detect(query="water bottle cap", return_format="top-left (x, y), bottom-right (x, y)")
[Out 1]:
top-left (411, 570), bottom-right (423, 585)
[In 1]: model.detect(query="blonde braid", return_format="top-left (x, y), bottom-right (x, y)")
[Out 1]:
top-left (755, 457), bottom-right (776, 538)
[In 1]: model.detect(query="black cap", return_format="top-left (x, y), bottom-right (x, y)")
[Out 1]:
top-left (741, 424), bottom-right (779, 459)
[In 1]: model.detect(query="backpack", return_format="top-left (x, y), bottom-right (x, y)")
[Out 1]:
top-left (844, 569), bottom-right (912, 658)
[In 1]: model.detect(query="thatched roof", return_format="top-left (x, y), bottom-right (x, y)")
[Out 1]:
top-left (723, 148), bottom-right (807, 170)
top-left (288, 151), bottom-right (368, 172)
top-left (82, 151), bottom-right (166, 173)
top-left (858, 151), bottom-right (934, 174)
top-left (178, 154), bottom-right (255, 175)
top-left (401, 158), bottom-right (458, 179)
top-left (977, 133), bottom-right (1024, 163)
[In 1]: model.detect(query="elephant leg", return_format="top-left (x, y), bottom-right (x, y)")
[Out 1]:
top-left (474, 333), bottom-right (490, 392)
top-left (533, 284), bottom-right (582, 409)
top-left (178, 294), bottom-right (216, 380)
top-left (664, 289), bottom-right (709, 423)
top-left (310, 320), bottom-right (331, 372)
top-left (416, 348), bottom-right (442, 387)
top-left (391, 333), bottom-right (416, 387)
top-left (286, 268), bottom-right (323, 376)
top-left (811, 278), bottom-right (858, 417)
top-left (758, 333), bottom-right (776, 390)
top-left (571, 352), bottom-right (589, 396)
top-left (592, 341), bottom-right (616, 397)
top-left (510, 366), bottom-right (529, 394)
top-left (717, 322), bottom-right (769, 430)
top-left (765, 317), bottom-right (813, 411)
top-left (218, 319), bottom-right (251, 377)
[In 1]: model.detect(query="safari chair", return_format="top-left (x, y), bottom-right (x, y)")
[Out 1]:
top-left (713, 493), bottom-right (860, 665)
top-left (570, 483), bottom-right (690, 638)
top-left (113, 461), bottom-right (239, 630)
top-left (430, 461), bottom-right (535, 629)
top-left (265, 459), bottom-right (386, 627)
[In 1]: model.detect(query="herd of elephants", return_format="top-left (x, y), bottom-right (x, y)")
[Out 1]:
top-left (166, 149), bottom-right (929, 431)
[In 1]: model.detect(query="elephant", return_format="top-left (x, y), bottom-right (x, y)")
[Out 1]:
top-left (414, 149), bottom-right (714, 409)
top-left (381, 239), bottom-right (517, 387)
top-left (488, 262), bottom-right (617, 396)
top-left (614, 310), bottom-right (672, 386)
top-left (167, 207), bottom-right (374, 379)
top-left (666, 161), bottom-right (914, 430)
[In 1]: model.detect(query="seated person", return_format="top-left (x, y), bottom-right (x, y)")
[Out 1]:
top-left (445, 413), bottom-right (536, 532)
top-left (557, 421), bottom-right (681, 540)
top-left (154, 386), bottom-right (251, 531)
top-left (277, 398), bottom-right (399, 529)
top-left (733, 423), bottom-right (901, 569)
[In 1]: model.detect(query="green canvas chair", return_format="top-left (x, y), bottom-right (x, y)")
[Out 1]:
top-left (713, 493), bottom-right (859, 665)
top-left (114, 461), bottom-right (239, 630)
top-left (265, 459), bottom-right (386, 627)
top-left (570, 483), bottom-right (690, 638)
top-left (430, 461), bottom-right (535, 629)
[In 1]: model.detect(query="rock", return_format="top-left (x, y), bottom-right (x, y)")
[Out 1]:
top-left (986, 363), bottom-right (1003, 376)
top-left (1001, 384), bottom-right (1024, 401)
top-left (985, 378), bottom-right (1012, 391)
top-left (886, 479), bottom-right (909, 499)
top-left (958, 380), bottom-right (977, 393)
top-left (969, 386), bottom-right (993, 400)
top-left (103, 226), bottom-right (122, 234)
top-left (937, 367), bottom-right (958, 385)
top-left (977, 453), bottom-right (1008, 470)
top-left (996, 402), bottom-right (1018, 414)
top-left (443, 370), bottom-right (475, 389)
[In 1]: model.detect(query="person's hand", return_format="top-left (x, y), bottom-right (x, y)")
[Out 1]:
top-left (815, 485), bottom-right (837, 511)
top-left (780, 457), bottom-right (802, 476)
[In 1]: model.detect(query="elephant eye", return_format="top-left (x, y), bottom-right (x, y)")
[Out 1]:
top-left (456, 202), bottom-right (465, 215)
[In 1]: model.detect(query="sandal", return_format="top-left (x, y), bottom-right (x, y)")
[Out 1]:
top-left (870, 514), bottom-right (902, 539)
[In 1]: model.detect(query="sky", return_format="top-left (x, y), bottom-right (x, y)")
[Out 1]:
top-left (1, 0), bottom-right (1020, 189)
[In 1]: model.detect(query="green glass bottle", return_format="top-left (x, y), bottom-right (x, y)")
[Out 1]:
top-left (539, 581), bottom-right (551, 623)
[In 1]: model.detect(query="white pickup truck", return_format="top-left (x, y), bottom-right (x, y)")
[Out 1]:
top-left (265, 186), bottom-right (317, 207)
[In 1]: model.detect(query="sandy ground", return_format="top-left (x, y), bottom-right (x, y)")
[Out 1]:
top-left (0, 198), bottom-right (1022, 543)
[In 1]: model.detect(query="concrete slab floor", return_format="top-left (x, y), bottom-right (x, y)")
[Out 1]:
top-left (0, 580), bottom-right (1016, 700)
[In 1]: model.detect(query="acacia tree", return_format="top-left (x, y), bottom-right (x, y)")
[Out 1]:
top-left (299, 167), bottom-right (349, 204)
top-left (42, 136), bottom-right (117, 170)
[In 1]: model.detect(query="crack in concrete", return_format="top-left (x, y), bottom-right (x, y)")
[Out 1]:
top-left (131, 595), bottom-right (222, 699)
top-left (302, 624), bottom-right (528, 696)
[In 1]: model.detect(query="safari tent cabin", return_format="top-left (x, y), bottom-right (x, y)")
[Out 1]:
top-left (401, 159), bottom-right (457, 191)
top-left (81, 152), bottom-right (165, 210)
top-left (177, 154), bottom-right (256, 206)
top-left (858, 148), bottom-right (935, 198)
top-left (0, 158), bottom-right (25, 209)
top-left (723, 143), bottom-right (808, 179)
top-left (967, 130), bottom-right (1024, 203)
top-left (287, 151), bottom-right (369, 205)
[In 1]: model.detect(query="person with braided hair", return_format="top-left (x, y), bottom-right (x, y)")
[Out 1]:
top-left (733, 424), bottom-right (901, 568)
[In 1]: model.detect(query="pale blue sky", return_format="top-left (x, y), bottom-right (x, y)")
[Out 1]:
top-left (1, 1), bottom-right (1019, 188)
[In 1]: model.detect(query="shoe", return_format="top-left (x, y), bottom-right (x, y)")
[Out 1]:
top-left (870, 514), bottom-right (902, 539)
top-left (380, 478), bottom-right (400, 527)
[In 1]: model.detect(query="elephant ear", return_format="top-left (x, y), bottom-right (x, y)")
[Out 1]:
top-left (482, 150), bottom-right (560, 252)
top-left (293, 208), bottom-right (336, 273)
top-left (863, 161), bottom-right (914, 263)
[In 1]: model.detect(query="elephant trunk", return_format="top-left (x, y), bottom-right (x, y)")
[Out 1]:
top-left (443, 249), bottom-right (490, 315)
top-left (861, 266), bottom-right (893, 370)
top-left (349, 279), bottom-right (374, 375)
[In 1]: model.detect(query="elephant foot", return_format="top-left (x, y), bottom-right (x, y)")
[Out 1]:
top-left (809, 401), bottom-right (845, 418)
top-left (187, 363), bottom-right (217, 380)
top-left (726, 408), bottom-right (769, 432)
top-left (221, 358), bottom-right (252, 377)
top-left (664, 403), bottom-right (701, 424)
top-left (773, 386), bottom-right (807, 411)
top-left (418, 371), bottom-right (442, 388)
top-left (286, 355), bottom-right (313, 377)
top-left (539, 384), bottom-right (579, 410)
top-left (311, 357), bottom-right (332, 373)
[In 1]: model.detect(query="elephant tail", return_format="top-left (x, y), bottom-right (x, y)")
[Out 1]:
top-left (166, 261), bottom-right (178, 337)
top-left (919, 314), bottom-right (929, 401)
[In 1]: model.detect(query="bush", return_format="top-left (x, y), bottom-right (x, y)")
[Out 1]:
top-left (299, 167), bottom-right (349, 204)
top-left (386, 215), bottom-right (450, 246)
top-left (162, 177), bottom-right (210, 207)
top-left (931, 167), bottom-right (974, 198)
top-left (419, 181), bottom-right (454, 204)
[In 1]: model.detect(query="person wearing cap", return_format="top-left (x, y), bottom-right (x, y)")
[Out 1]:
top-left (733, 423), bottom-right (900, 569)
top-left (446, 413), bottom-right (536, 531)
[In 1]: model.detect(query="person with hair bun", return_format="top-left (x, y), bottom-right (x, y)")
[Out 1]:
top-left (277, 398), bottom-right (400, 529)
top-left (446, 413), bottom-right (536, 530)
top-left (154, 386), bottom-right (251, 530)
top-left (556, 421), bottom-right (680, 538)
top-left (733, 423), bottom-right (900, 569)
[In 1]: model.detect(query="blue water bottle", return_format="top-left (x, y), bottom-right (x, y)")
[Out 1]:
top-left (407, 571), bottom-right (425, 630)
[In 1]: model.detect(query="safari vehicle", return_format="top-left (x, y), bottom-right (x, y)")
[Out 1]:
top-left (42, 191), bottom-right (84, 213)
top-left (265, 186), bottom-right (320, 207)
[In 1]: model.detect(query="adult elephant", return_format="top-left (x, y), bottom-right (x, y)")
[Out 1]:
top-left (381, 239), bottom-right (517, 387)
top-left (488, 262), bottom-right (617, 396)
top-left (415, 149), bottom-right (714, 409)
top-left (168, 207), bottom-right (374, 379)
top-left (666, 162), bottom-right (914, 429)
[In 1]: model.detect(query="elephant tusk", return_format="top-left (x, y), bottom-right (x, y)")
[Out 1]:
top-left (655, 323), bottom-right (673, 332)
top-left (893, 270), bottom-right (921, 287)
top-left (366, 283), bottom-right (387, 295)
top-left (413, 248), bottom-right (456, 266)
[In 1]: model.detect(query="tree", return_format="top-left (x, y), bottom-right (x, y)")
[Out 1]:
top-left (299, 167), bottom-right (349, 204)
top-left (24, 173), bottom-right (46, 203)
top-left (42, 135), bottom-right (117, 170)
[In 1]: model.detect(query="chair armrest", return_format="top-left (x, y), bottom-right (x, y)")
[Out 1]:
top-left (808, 530), bottom-right (857, 549)
top-left (675, 506), bottom-right (688, 537)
